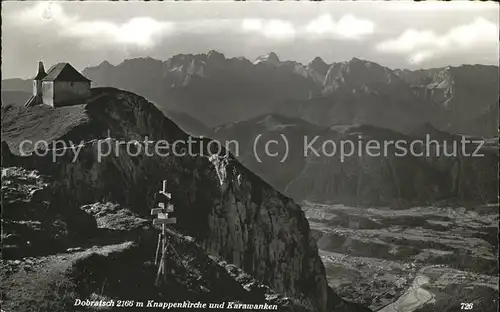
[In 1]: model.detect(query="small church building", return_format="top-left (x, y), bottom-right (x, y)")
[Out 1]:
top-left (25, 61), bottom-right (92, 108)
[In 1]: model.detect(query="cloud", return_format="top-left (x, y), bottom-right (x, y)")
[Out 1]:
top-left (179, 19), bottom-right (237, 34)
top-left (12, 2), bottom-right (175, 49)
top-left (388, 1), bottom-right (498, 12)
top-left (13, 3), bottom-right (300, 46)
top-left (376, 17), bottom-right (499, 63)
top-left (242, 18), bottom-right (296, 40)
top-left (242, 19), bottom-right (263, 32)
top-left (241, 14), bottom-right (374, 41)
top-left (66, 18), bottom-right (174, 48)
top-left (305, 14), bottom-right (375, 39)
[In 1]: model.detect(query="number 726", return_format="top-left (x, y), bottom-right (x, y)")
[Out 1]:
top-left (461, 303), bottom-right (473, 310)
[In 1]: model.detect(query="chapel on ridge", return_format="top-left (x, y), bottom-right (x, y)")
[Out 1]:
top-left (25, 61), bottom-right (92, 108)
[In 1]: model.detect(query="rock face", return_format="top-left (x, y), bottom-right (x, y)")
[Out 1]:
top-left (322, 58), bottom-right (415, 100)
top-left (1, 88), bottom-right (342, 312)
top-left (201, 157), bottom-right (329, 310)
top-left (395, 65), bottom-right (499, 137)
top-left (81, 202), bottom-right (150, 232)
top-left (276, 58), bottom-right (444, 135)
top-left (1, 167), bottom-right (97, 258)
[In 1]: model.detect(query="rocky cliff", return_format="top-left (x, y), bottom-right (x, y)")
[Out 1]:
top-left (395, 65), bottom-right (499, 137)
top-left (1, 87), bottom-right (362, 311)
top-left (1, 169), bottom-right (316, 312)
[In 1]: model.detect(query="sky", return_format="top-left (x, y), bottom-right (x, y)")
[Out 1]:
top-left (2, 1), bottom-right (499, 79)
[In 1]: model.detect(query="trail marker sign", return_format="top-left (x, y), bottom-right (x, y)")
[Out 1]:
top-left (151, 180), bottom-right (177, 286)
top-left (153, 218), bottom-right (177, 226)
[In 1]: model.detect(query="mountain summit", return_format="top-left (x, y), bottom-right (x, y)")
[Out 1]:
top-left (206, 49), bottom-right (226, 64)
top-left (308, 56), bottom-right (329, 76)
top-left (254, 52), bottom-right (281, 65)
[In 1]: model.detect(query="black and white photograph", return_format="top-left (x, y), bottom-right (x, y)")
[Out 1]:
top-left (1, 1), bottom-right (499, 312)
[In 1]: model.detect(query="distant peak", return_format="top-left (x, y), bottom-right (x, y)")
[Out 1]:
top-left (122, 57), bottom-right (161, 65)
top-left (207, 50), bottom-right (226, 63)
top-left (254, 52), bottom-right (280, 65)
top-left (99, 60), bottom-right (113, 67)
top-left (346, 57), bottom-right (384, 70)
top-left (267, 52), bottom-right (279, 61)
top-left (350, 57), bottom-right (368, 64)
top-left (308, 57), bottom-right (329, 75)
top-left (310, 56), bottom-right (327, 66)
top-left (207, 50), bottom-right (225, 58)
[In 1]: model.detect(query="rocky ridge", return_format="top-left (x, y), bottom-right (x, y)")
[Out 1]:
top-left (395, 65), bottom-right (499, 137)
top-left (212, 115), bottom-right (498, 206)
top-left (3, 52), bottom-right (497, 137)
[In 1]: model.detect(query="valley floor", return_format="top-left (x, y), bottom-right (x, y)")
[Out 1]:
top-left (303, 202), bottom-right (499, 312)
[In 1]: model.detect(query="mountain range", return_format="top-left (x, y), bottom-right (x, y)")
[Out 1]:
top-left (3, 51), bottom-right (498, 138)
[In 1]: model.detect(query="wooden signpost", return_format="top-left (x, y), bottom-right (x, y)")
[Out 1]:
top-left (151, 180), bottom-right (177, 286)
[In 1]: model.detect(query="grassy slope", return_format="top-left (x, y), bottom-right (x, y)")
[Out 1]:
top-left (1, 104), bottom-right (89, 154)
